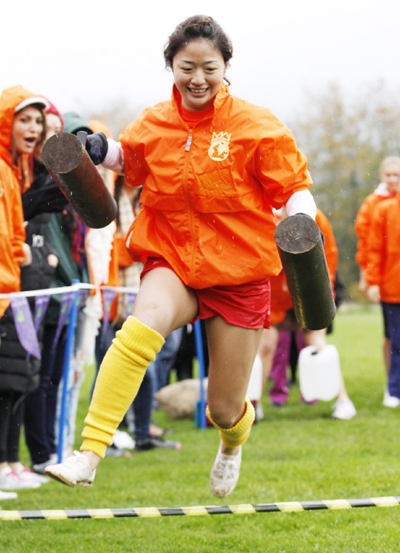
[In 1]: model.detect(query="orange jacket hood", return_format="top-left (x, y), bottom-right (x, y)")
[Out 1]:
top-left (0, 85), bottom-right (38, 168)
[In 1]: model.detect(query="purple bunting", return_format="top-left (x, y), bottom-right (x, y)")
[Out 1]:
top-left (125, 292), bottom-right (137, 317)
top-left (77, 288), bottom-right (89, 309)
top-left (51, 291), bottom-right (75, 353)
top-left (34, 294), bottom-right (51, 332)
top-left (100, 289), bottom-right (117, 346)
top-left (10, 296), bottom-right (41, 359)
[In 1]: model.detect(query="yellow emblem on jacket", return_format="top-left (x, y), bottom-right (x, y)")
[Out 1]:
top-left (208, 132), bottom-right (231, 161)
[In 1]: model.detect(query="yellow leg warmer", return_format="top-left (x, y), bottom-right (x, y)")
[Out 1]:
top-left (81, 316), bottom-right (164, 458)
top-left (206, 398), bottom-right (255, 448)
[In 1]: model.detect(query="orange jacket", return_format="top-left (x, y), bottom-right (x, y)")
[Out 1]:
top-left (121, 84), bottom-right (312, 289)
top-left (354, 184), bottom-right (394, 269)
top-left (270, 209), bottom-right (338, 325)
top-left (0, 86), bottom-right (35, 317)
top-left (365, 195), bottom-right (400, 302)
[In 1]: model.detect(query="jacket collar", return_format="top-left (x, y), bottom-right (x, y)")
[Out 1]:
top-left (171, 82), bottom-right (230, 119)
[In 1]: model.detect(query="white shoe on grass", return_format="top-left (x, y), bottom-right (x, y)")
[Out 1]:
top-left (383, 394), bottom-right (400, 408)
top-left (0, 467), bottom-right (41, 490)
top-left (15, 464), bottom-right (49, 484)
top-left (45, 451), bottom-right (96, 488)
top-left (0, 490), bottom-right (18, 500)
top-left (210, 442), bottom-right (242, 498)
top-left (332, 399), bottom-right (357, 420)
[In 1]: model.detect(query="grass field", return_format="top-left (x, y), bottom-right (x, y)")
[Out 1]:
top-left (2, 306), bottom-right (400, 552)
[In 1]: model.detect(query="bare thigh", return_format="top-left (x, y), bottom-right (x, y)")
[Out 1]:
top-left (205, 317), bottom-right (263, 428)
top-left (132, 268), bottom-right (198, 337)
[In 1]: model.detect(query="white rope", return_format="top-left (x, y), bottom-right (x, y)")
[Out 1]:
top-left (0, 283), bottom-right (139, 300)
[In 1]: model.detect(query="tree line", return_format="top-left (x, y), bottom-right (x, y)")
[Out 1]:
top-left (292, 81), bottom-right (400, 299)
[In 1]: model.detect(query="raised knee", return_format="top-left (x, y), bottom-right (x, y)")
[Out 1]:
top-left (207, 399), bottom-right (244, 429)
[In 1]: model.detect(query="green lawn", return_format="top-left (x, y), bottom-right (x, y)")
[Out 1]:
top-left (2, 306), bottom-right (400, 552)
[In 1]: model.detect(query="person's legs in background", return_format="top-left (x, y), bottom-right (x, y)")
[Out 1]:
top-left (24, 325), bottom-right (66, 472)
top-left (0, 392), bottom-right (43, 489)
top-left (133, 370), bottom-right (181, 451)
top-left (269, 329), bottom-right (291, 406)
top-left (148, 327), bottom-right (184, 393)
top-left (381, 302), bottom-right (395, 406)
top-left (386, 303), bottom-right (400, 402)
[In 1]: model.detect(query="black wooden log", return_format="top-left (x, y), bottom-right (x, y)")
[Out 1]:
top-left (274, 214), bottom-right (336, 330)
top-left (42, 132), bottom-right (117, 229)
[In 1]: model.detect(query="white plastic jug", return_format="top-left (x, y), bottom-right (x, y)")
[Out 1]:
top-left (299, 344), bottom-right (341, 402)
top-left (247, 354), bottom-right (263, 401)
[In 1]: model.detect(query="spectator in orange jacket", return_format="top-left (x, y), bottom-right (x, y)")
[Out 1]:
top-left (365, 178), bottom-right (400, 407)
top-left (0, 86), bottom-right (47, 316)
top-left (355, 156), bottom-right (400, 404)
top-left (258, 208), bottom-right (356, 420)
top-left (0, 86), bottom-right (48, 496)
top-left (46, 15), bottom-right (317, 498)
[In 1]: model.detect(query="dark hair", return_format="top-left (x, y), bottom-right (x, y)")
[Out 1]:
top-left (164, 15), bottom-right (233, 69)
top-left (34, 106), bottom-right (47, 149)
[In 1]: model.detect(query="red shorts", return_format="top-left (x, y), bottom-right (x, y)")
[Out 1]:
top-left (141, 258), bottom-right (270, 329)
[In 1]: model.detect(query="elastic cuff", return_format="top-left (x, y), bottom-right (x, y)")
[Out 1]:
top-left (80, 438), bottom-right (109, 459)
top-left (206, 398), bottom-right (255, 448)
top-left (116, 316), bottom-right (165, 361)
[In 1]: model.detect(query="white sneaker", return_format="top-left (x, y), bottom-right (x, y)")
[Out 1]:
top-left (113, 430), bottom-right (135, 450)
top-left (383, 394), bottom-right (400, 408)
top-left (332, 399), bottom-right (357, 420)
top-left (0, 490), bottom-right (18, 500)
top-left (32, 453), bottom-right (58, 475)
top-left (255, 403), bottom-right (265, 421)
top-left (384, 388), bottom-right (390, 402)
top-left (210, 442), bottom-right (242, 498)
top-left (0, 467), bottom-right (41, 490)
top-left (45, 451), bottom-right (96, 488)
top-left (15, 464), bottom-right (49, 484)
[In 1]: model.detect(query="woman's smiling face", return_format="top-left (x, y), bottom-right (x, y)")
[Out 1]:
top-left (172, 38), bottom-right (227, 111)
top-left (12, 106), bottom-right (44, 154)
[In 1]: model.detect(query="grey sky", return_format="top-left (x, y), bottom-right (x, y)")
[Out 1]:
top-left (2, 0), bottom-right (399, 126)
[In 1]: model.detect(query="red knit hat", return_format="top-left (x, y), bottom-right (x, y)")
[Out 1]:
top-left (40, 96), bottom-right (64, 131)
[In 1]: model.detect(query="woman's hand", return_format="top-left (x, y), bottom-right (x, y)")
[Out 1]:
top-left (367, 285), bottom-right (380, 303)
top-left (47, 253), bottom-right (59, 268)
top-left (86, 132), bottom-right (108, 165)
top-left (358, 270), bottom-right (368, 296)
top-left (20, 243), bottom-right (32, 267)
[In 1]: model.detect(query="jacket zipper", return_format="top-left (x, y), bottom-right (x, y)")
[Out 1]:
top-left (182, 129), bottom-right (197, 284)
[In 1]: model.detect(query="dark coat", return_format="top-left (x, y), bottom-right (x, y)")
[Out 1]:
top-left (0, 307), bottom-right (40, 393)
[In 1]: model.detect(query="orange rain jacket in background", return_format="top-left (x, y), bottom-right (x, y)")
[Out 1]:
top-left (0, 86), bottom-right (35, 317)
top-left (121, 84), bottom-right (313, 290)
top-left (365, 195), bottom-right (400, 303)
top-left (270, 208), bottom-right (338, 325)
top-left (354, 183), bottom-right (394, 270)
